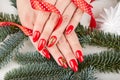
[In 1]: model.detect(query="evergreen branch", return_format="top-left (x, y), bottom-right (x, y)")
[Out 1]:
top-left (0, 13), bottom-right (20, 41)
top-left (14, 50), bottom-right (120, 73)
top-left (80, 50), bottom-right (120, 73)
top-left (14, 51), bottom-right (56, 65)
top-left (76, 24), bottom-right (120, 50)
top-left (70, 66), bottom-right (97, 80)
top-left (0, 13), bottom-right (20, 24)
top-left (4, 63), bottom-right (72, 80)
top-left (4, 64), bottom-right (97, 80)
top-left (0, 31), bottom-right (26, 69)
top-left (10, 0), bottom-right (17, 8)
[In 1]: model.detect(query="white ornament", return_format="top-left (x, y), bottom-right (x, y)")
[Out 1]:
top-left (96, 2), bottom-right (120, 35)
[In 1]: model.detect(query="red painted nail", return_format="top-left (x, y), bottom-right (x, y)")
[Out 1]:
top-left (76, 50), bottom-right (84, 63)
top-left (69, 59), bottom-right (78, 72)
top-left (38, 39), bottom-right (46, 51)
top-left (47, 36), bottom-right (57, 47)
top-left (65, 25), bottom-right (74, 35)
top-left (58, 57), bottom-right (68, 68)
top-left (42, 49), bottom-right (51, 59)
top-left (54, 16), bottom-right (63, 30)
top-left (33, 31), bottom-right (40, 42)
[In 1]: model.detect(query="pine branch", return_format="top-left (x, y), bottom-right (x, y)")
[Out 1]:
top-left (14, 51), bottom-right (56, 65)
top-left (0, 13), bottom-right (20, 41)
top-left (14, 50), bottom-right (120, 73)
top-left (4, 63), bottom-right (72, 80)
top-left (4, 64), bottom-right (97, 80)
top-left (0, 31), bottom-right (26, 69)
top-left (80, 50), bottom-right (120, 73)
top-left (70, 66), bottom-right (97, 80)
top-left (10, 0), bottom-right (17, 8)
top-left (76, 24), bottom-right (120, 50)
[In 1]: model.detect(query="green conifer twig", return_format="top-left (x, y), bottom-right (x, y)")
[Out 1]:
top-left (0, 13), bottom-right (20, 41)
top-left (76, 24), bottom-right (120, 50)
top-left (14, 50), bottom-right (120, 73)
top-left (0, 31), bottom-right (26, 69)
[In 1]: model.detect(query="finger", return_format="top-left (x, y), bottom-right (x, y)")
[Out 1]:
top-left (65, 8), bottom-right (83, 35)
top-left (47, 45), bottom-right (68, 68)
top-left (30, 36), bottom-right (68, 68)
top-left (57, 35), bottom-right (78, 72)
top-left (47, 2), bottom-right (77, 47)
top-left (66, 31), bottom-right (84, 63)
top-left (38, 0), bottom-right (71, 51)
top-left (65, 0), bottom-right (91, 35)
top-left (32, 0), bottom-right (56, 42)
top-left (64, 8), bottom-right (85, 63)
top-left (64, 1), bottom-right (92, 63)
top-left (65, 9), bottom-right (84, 63)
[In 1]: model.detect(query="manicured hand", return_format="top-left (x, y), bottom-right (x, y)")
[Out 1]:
top-left (17, 0), bottom-right (92, 72)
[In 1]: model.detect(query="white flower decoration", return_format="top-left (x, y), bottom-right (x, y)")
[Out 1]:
top-left (96, 2), bottom-right (120, 35)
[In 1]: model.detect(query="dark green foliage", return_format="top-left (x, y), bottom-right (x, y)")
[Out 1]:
top-left (10, 0), bottom-right (17, 8)
top-left (0, 31), bottom-right (26, 69)
top-left (80, 50), bottom-right (120, 73)
top-left (4, 63), bottom-right (97, 80)
top-left (76, 24), bottom-right (120, 50)
top-left (70, 67), bottom-right (97, 80)
top-left (0, 13), bottom-right (19, 23)
top-left (0, 13), bottom-right (20, 41)
top-left (4, 50), bottom-right (120, 80)
top-left (4, 63), bottom-right (72, 80)
top-left (14, 50), bottom-right (120, 73)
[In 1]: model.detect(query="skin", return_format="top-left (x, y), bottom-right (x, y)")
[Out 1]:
top-left (17, 0), bottom-right (90, 71)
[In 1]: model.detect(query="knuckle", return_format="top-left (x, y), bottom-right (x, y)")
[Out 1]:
top-left (62, 15), bottom-right (70, 22)
top-left (22, 14), bottom-right (33, 23)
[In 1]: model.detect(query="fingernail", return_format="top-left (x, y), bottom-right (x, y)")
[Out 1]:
top-left (76, 50), bottom-right (84, 63)
top-left (47, 36), bottom-right (57, 47)
top-left (54, 16), bottom-right (63, 30)
top-left (58, 57), bottom-right (68, 68)
top-left (38, 39), bottom-right (46, 51)
top-left (69, 59), bottom-right (78, 72)
top-left (42, 49), bottom-right (51, 59)
top-left (65, 25), bottom-right (74, 35)
top-left (33, 31), bottom-right (40, 42)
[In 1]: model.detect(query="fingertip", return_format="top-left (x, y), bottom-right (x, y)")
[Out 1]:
top-left (32, 30), bottom-right (41, 42)
top-left (75, 50), bottom-right (84, 63)
top-left (58, 57), bottom-right (68, 68)
top-left (69, 59), bottom-right (78, 72)
top-left (42, 48), bottom-right (51, 59)
top-left (65, 25), bottom-right (74, 35)
top-left (47, 36), bottom-right (57, 47)
top-left (38, 39), bottom-right (46, 51)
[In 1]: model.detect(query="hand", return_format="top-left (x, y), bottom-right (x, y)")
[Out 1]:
top-left (17, 0), bottom-right (91, 72)
top-left (17, 0), bottom-right (82, 50)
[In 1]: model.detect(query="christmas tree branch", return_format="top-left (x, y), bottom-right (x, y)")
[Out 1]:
top-left (0, 31), bottom-right (26, 69)
top-left (76, 24), bottom-right (120, 50)
top-left (80, 50), bottom-right (120, 73)
top-left (10, 0), bottom-right (17, 8)
top-left (14, 50), bottom-right (120, 73)
top-left (0, 13), bottom-right (20, 41)
top-left (70, 66), bottom-right (97, 80)
top-left (4, 63), bottom-right (97, 80)
top-left (4, 63), bottom-right (72, 80)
